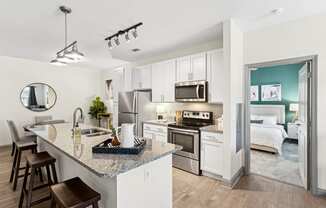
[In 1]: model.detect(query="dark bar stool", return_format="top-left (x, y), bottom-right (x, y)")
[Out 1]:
top-left (19, 151), bottom-right (58, 208)
top-left (50, 177), bottom-right (101, 208)
top-left (9, 141), bottom-right (41, 191)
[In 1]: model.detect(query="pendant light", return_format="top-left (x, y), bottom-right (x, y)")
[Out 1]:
top-left (50, 6), bottom-right (85, 65)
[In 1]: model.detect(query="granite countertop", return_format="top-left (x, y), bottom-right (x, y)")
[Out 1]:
top-left (27, 123), bottom-right (180, 178)
top-left (143, 120), bottom-right (176, 127)
top-left (200, 125), bottom-right (223, 133)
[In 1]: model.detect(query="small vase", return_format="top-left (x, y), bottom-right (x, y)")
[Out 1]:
top-left (111, 135), bottom-right (120, 146)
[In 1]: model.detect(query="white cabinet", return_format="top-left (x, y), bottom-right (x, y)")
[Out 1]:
top-left (117, 155), bottom-right (172, 208)
top-left (287, 123), bottom-right (299, 139)
top-left (152, 60), bottom-right (176, 103)
top-left (143, 123), bottom-right (168, 143)
top-left (191, 53), bottom-right (207, 81)
top-left (133, 65), bottom-right (152, 90)
top-left (176, 53), bottom-right (206, 82)
top-left (207, 49), bottom-right (224, 103)
top-left (176, 56), bottom-right (191, 82)
top-left (200, 132), bottom-right (224, 176)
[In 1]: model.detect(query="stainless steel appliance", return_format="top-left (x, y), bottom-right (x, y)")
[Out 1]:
top-left (168, 110), bottom-right (213, 175)
top-left (175, 80), bottom-right (208, 102)
top-left (118, 90), bottom-right (156, 136)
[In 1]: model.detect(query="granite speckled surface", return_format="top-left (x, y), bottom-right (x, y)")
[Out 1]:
top-left (27, 123), bottom-right (180, 178)
top-left (143, 120), bottom-right (176, 127)
top-left (200, 125), bottom-right (223, 133)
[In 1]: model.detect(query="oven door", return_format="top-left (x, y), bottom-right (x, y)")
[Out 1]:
top-left (168, 127), bottom-right (199, 160)
top-left (175, 81), bottom-right (207, 102)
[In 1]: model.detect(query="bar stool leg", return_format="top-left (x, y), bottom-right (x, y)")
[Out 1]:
top-left (50, 193), bottom-right (56, 208)
top-left (9, 148), bottom-right (18, 182)
top-left (19, 162), bottom-right (29, 208)
top-left (93, 202), bottom-right (99, 208)
top-left (26, 167), bottom-right (36, 208)
top-left (13, 149), bottom-right (22, 191)
top-left (50, 163), bottom-right (58, 184)
top-left (11, 142), bottom-right (15, 156)
top-left (46, 165), bottom-right (52, 185)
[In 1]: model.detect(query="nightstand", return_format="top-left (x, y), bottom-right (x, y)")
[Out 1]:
top-left (287, 123), bottom-right (299, 140)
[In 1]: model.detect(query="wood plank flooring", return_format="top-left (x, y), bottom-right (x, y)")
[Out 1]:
top-left (1, 146), bottom-right (326, 208)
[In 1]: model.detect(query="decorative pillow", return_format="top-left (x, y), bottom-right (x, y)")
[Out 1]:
top-left (251, 119), bottom-right (264, 124)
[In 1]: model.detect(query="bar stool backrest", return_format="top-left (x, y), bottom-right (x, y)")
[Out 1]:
top-left (6, 120), bottom-right (20, 143)
top-left (34, 116), bottom-right (53, 124)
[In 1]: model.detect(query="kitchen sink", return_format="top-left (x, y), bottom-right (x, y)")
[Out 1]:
top-left (81, 128), bottom-right (110, 137)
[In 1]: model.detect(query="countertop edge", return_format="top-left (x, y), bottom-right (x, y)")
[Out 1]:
top-left (143, 120), bottom-right (175, 127)
top-left (29, 127), bottom-right (180, 178)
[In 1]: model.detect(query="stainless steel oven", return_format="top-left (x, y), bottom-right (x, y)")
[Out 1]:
top-left (175, 80), bottom-right (207, 102)
top-left (168, 127), bottom-right (200, 175)
top-left (168, 127), bottom-right (199, 160)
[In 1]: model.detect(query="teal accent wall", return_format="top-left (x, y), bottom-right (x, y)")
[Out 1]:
top-left (250, 63), bottom-right (304, 125)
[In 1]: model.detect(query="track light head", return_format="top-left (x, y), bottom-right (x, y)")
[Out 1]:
top-left (108, 39), bottom-right (114, 49)
top-left (125, 32), bottom-right (131, 43)
top-left (114, 36), bottom-right (120, 46)
top-left (132, 28), bottom-right (138, 39)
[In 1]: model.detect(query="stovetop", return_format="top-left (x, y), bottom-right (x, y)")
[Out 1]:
top-left (168, 122), bottom-right (211, 130)
top-left (168, 110), bottom-right (213, 130)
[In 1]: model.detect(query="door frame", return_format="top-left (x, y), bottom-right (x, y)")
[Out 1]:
top-left (243, 55), bottom-right (318, 195)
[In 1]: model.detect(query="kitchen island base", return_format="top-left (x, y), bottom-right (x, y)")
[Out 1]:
top-left (38, 138), bottom-right (172, 208)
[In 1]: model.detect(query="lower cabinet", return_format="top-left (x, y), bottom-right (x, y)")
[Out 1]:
top-left (143, 123), bottom-right (168, 143)
top-left (200, 133), bottom-right (224, 176)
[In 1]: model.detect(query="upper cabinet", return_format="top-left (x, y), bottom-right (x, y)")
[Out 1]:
top-left (176, 52), bottom-right (207, 82)
top-left (133, 65), bottom-right (152, 90)
top-left (152, 59), bottom-right (176, 103)
top-left (207, 49), bottom-right (224, 103)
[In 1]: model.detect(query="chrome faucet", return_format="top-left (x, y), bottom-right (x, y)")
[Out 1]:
top-left (73, 107), bottom-right (84, 128)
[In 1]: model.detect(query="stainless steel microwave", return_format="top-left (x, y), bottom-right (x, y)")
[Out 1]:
top-left (175, 80), bottom-right (207, 102)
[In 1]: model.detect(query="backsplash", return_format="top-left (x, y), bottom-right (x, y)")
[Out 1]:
top-left (153, 103), bottom-right (223, 123)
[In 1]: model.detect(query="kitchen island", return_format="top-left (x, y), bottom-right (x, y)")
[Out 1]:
top-left (27, 123), bottom-right (180, 208)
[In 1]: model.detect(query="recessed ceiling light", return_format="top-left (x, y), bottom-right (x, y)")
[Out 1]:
top-left (131, 48), bottom-right (141, 52)
top-left (271, 8), bottom-right (284, 15)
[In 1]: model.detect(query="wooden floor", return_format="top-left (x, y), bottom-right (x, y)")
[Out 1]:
top-left (1, 146), bottom-right (326, 208)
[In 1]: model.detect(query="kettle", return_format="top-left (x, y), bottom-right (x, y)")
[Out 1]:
top-left (120, 123), bottom-right (135, 147)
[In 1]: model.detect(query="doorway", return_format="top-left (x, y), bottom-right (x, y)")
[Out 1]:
top-left (243, 56), bottom-right (318, 194)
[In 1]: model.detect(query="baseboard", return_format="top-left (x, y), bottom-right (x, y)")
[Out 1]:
top-left (222, 167), bottom-right (244, 188)
top-left (316, 188), bottom-right (326, 196)
top-left (0, 144), bottom-right (11, 148)
top-left (202, 171), bottom-right (224, 181)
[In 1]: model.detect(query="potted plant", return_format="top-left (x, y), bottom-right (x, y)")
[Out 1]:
top-left (88, 96), bottom-right (107, 126)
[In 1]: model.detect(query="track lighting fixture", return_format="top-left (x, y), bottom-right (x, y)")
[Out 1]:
top-left (114, 36), bottom-right (120, 46)
top-left (125, 32), bottom-right (131, 43)
top-left (50, 6), bottom-right (85, 66)
top-left (108, 40), bottom-right (114, 49)
top-left (132, 28), bottom-right (138, 39)
top-left (105, 22), bottom-right (143, 49)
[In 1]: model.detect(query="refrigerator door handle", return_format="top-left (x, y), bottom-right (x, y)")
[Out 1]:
top-left (132, 92), bottom-right (137, 113)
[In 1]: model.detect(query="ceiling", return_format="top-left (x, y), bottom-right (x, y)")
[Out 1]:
top-left (0, 0), bottom-right (325, 69)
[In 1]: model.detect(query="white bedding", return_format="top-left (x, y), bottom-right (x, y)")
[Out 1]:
top-left (250, 123), bottom-right (288, 154)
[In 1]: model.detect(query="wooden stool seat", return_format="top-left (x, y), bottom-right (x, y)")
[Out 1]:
top-left (26, 151), bottom-right (56, 167)
top-left (50, 177), bottom-right (101, 208)
top-left (19, 151), bottom-right (58, 208)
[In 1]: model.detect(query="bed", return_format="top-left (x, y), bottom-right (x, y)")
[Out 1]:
top-left (250, 105), bottom-right (288, 154)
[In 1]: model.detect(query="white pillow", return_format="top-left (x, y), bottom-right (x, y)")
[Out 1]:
top-left (260, 115), bottom-right (277, 125)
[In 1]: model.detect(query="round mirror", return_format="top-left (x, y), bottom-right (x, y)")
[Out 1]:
top-left (20, 83), bottom-right (57, 112)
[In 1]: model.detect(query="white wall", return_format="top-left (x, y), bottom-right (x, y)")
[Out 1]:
top-left (222, 19), bottom-right (244, 180)
top-left (244, 12), bottom-right (326, 189)
top-left (0, 56), bottom-right (101, 145)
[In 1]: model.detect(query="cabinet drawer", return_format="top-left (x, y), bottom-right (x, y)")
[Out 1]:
top-left (143, 124), bottom-right (167, 134)
top-left (201, 132), bottom-right (223, 143)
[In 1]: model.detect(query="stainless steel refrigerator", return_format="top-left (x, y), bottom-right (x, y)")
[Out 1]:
top-left (118, 90), bottom-right (156, 137)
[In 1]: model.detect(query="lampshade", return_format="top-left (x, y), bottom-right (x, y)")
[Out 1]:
top-left (289, 103), bottom-right (299, 112)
